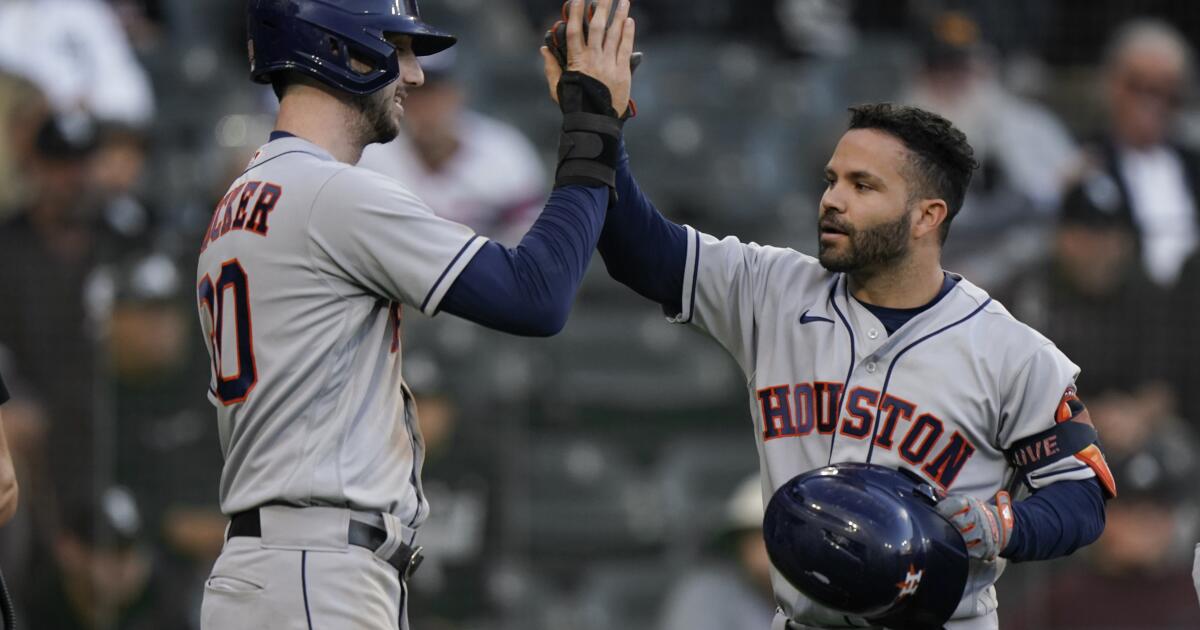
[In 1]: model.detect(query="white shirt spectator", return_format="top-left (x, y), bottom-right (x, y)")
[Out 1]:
top-left (359, 111), bottom-right (545, 248)
top-left (0, 0), bottom-right (154, 125)
top-left (1118, 145), bottom-right (1199, 286)
top-left (904, 78), bottom-right (1077, 213)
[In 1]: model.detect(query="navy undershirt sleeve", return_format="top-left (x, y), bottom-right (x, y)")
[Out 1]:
top-left (1002, 477), bottom-right (1106, 562)
top-left (597, 141), bottom-right (689, 314)
top-left (439, 185), bottom-right (608, 337)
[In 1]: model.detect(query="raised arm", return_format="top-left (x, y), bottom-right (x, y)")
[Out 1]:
top-left (438, 0), bottom-right (635, 336)
top-left (439, 185), bottom-right (608, 336)
top-left (596, 142), bottom-right (689, 313)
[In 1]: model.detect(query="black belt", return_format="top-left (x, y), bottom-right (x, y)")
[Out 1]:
top-left (227, 509), bottom-right (424, 581)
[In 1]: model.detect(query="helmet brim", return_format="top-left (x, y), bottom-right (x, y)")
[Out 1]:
top-left (408, 29), bottom-right (456, 57)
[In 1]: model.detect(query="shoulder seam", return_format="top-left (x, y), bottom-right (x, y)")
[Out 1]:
top-left (304, 165), bottom-right (355, 301)
top-left (994, 339), bottom-right (1058, 445)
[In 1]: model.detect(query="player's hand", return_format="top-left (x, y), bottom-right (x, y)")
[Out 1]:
top-left (540, 0), bottom-right (635, 117)
top-left (936, 491), bottom-right (1014, 562)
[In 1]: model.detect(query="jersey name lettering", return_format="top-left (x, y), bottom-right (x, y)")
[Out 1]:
top-left (756, 381), bottom-right (977, 489)
top-left (200, 180), bottom-right (284, 252)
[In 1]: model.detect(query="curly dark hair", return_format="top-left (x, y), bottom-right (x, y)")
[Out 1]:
top-left (847, 103), bottom-right (978, 243)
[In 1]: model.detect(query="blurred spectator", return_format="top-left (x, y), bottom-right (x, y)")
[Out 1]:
top-left (108, 253), bottom-right (223, 586)
top-left (898, 10), bottom-right (1077, 286)
top-left (91, 125), bottom-right (153, 248)
top-left (1011, 418), bottom-right (1200, 629)
top-left (903, 11), bottom-right (1077, 212)
top-left (853, 1), bottom-right (1057, 61)
top-left (0, 111), bottom-right (116, 617)
top-left (657, 475), bottom-right (774, 630)
top-left (522, 0), bottom-right (857, 58)
top-left (1064, 19), bottom-right (1199, 289)
top-left (0, 112), bottom-right (108, 505)
top-left (1173, 252), bottom-right (1200, 428)
top-left (23, 486), bottom-right (193, 629)
top-left (358, 49), bottom-right (545, 247)
top-left (1039, 0), bottom-right (1200, 67)
top-left (405, 374), bottom-right (499, 627)
top-left (997, 182), bottom-right (1173, 410)
top-left (109, 0), bottom-right (167, 54)
top-left (0, 73), bottom-right (48, 217)
top-left (769, 0), bottom-right (858, 58)
top-left (0, 0), bottom-right (154, 126)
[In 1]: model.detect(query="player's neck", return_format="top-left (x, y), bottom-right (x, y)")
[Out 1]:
top-left (848, 256), bottom-right (945, 309)
top-left (274, 90), bottom-right (367, 164)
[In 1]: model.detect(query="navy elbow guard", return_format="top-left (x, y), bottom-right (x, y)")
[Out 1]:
top-left (555, 72), bottom-right (623, 198)
top-left (1005, 389), bottom-right (1117, 499)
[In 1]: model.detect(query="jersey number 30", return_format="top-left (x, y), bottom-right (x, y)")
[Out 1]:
top-left (198, 260), bottom-right (257, 404)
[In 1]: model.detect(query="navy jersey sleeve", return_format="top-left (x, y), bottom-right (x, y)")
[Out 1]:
top-left (596, 142), bottom-right (689, 313)
top-left (439, 185), bottom-right (609, 336)
top-left (1003, 477), bottom-right (1106, 562)
top-left (0, 371), bottom-right (7, 405)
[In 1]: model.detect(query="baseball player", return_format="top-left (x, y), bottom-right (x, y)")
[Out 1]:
top-left (197, 0), bottom-right (634, 628)
top-left (549, 94), bottom-right (1117, 627)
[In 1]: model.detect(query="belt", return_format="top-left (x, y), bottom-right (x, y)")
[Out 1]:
top-left (227, 509), bottom-right (424, 581)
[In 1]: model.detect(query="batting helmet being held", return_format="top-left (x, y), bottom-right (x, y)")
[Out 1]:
top-left (247, 0), bottom-right (456, 95)
top-left (763, 463), bottom-right (969, 630)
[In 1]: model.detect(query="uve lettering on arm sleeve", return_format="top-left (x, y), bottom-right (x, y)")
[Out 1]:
top-left (999, 380), bottom-right (1115, 562)
top-left (986, 334), bottom-right (1115, 562)
top-left (1004, 387), bottom-right (1116, 498)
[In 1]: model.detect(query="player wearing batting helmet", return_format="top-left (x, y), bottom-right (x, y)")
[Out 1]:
top-left (198, 0), bottom-right (635, 627)
top-left (555, 20), bottom-right (1118, 623)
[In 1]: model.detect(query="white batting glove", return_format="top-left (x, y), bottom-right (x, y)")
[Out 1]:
top-left (936, 491), bottom-right (1015, 562)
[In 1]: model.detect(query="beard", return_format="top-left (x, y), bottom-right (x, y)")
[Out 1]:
top-left (350, 86), bottom-right (402, 146)
top-left (818, 209), bottom-right (912, 273)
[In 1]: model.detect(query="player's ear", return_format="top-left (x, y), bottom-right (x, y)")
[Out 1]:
top-left (912, 198), bottom-right (948, 240)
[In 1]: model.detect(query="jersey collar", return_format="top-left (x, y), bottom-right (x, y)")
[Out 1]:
top-left (247, 133), bottom-right (337, 170)
top-left (826, 271), bottom-right (989, 358)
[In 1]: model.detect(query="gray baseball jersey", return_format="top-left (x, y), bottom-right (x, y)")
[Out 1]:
top-left (196, 135), bottom-right (486, 528)
top-left (673, 227), bottom-right (1105, 628)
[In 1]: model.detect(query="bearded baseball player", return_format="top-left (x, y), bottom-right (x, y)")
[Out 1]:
top-left (538, 90), bottom-right (1117, 627)
top-left (196, 0), bottom-right (634, 627)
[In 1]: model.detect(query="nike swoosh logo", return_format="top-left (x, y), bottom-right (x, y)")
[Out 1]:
top-left (799, 310), bottom-right (834, 325)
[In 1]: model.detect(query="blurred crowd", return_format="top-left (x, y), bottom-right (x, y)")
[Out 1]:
top-left (0, 0), bottom-right (1198, 628)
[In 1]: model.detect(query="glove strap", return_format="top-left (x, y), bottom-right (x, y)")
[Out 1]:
top-left (555, 72), bottom-right (622, 197)
top-left (994, 491), bottom-right (1014, 551)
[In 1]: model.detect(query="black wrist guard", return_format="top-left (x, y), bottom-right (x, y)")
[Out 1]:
top-left (555, 71), bottom-right (622, 197)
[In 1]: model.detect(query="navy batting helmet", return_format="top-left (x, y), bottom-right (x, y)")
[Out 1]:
top-left (247, 0), bottom-right (456, 95)
top-left (763, 463), bottom-right (969, 630)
